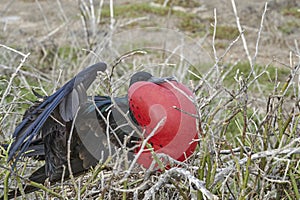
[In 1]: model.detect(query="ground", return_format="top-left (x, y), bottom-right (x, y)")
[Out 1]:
top-left (1, 0), bottom-right (299, 65)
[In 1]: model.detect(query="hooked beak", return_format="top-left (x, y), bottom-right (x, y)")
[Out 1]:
top-left (148, 76), bottom-right (177, 84)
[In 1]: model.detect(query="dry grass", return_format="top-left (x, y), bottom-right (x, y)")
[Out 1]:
top-left (1, 0), bottom-right (300, 199)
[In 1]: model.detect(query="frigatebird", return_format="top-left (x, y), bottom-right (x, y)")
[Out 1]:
top-left (2, 66), bottom-right (198, 199)
top-left (3, 62), bottom-right (138, 198)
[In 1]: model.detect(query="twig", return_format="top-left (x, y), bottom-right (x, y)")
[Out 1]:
top-left (253, 2), bottom-right (268, 63)
top-left (231, 0), bottom-right (252, 67)
top-left (213, 144), bottom-right (300, 186)
top-left (143, 168), bottom-right (218, 200)
top-left (109, 50), bottom-right (147, 82)
top-left (109, 0), bottom-right (115, 31)
top-left (0, 52), bottom-right (30, 107)
top-left (0, 44), bottom-right (27, 57)
top-left (67, 107), bottom-right (81, 194)
top-left (212, 8), bottom-right (218, 64)
top-left (124, 117), bottom-right (166, 179)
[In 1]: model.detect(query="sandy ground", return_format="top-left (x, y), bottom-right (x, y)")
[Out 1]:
top-left (0, 0), bottom-right (299, 67)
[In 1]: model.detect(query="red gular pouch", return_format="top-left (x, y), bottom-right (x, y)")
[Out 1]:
top-left (128, 80), bottom-right (198, 169)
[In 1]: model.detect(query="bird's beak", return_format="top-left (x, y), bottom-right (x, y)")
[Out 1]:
top-left (148, 76), bottom-right (177, 84)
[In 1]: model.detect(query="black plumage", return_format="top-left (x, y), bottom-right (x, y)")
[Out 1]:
top-left (2, 69), bottom-right (170, 199)
top-left (3, 63), bottom-right (139, 199)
